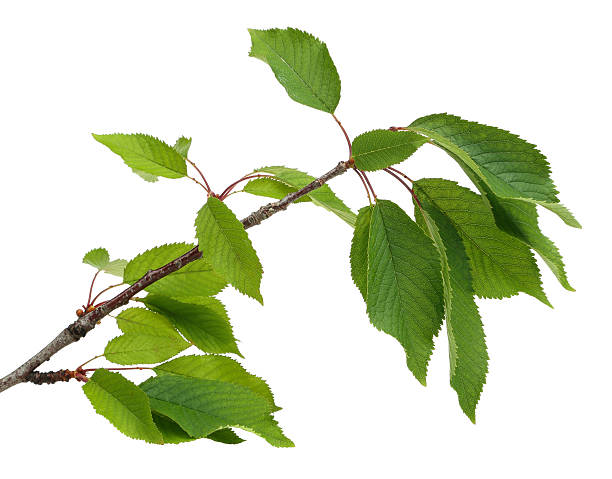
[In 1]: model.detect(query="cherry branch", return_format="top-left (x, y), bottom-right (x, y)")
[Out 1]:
top-left (0, 159), bottom-right (353, 393)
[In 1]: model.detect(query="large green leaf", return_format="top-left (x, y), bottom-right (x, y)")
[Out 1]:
top-left (116, 307), bottom-right (180, 336)
top-left (243, 177), bottom-right (311, 203)
top-left (154, 355), bottom-right (279, 411)
top-left (82, 369), bottom-right (163, 444)
top-left (415, 205), bottom-right (488, 423)
top-left (104, 333), bottom-right (190, 365)
top-left (124, 243), bottom-right (227, 298)
top-left (352, 130), bottom-right (427, 171)
top-left (350, 206), bottom-right (373, 300)
top-left (92, 133), bottom-right (187, 180)
top-left (407, 114), bottom-right (580, 228)
top-left (140, 375), bottom-right (293, 447)
top-left (254, 166), bottom-right (356, 226)
top-left (460, 166), bottom-right (574, 291)
top-left (413, 179), bottom-right (550, 305)
top-left (366, 200), bottom-right (445, 384)
top-left (248, 27), bottom-right (341, 113)
top-left (195, 198), bottom-right (263, 303)
top-left (144, 295), bottom-right (241, 356)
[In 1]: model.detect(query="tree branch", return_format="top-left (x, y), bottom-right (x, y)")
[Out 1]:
top-left (0, 160), bottom-right (353, 393)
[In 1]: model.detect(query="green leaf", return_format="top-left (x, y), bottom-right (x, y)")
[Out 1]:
top-left (154, 355), bottom-right (279, 412)
top-left (173, 137), bottom-right (192, 158)
top-left (366, 200), bottom-right (445, 384)
top-left (124, 243), bottom-right (227, 298)
top-left (116, 307), bottom-right (180, 336)
top-left (92, 133), bottom-right (187, 180)
top-left (82, 369), bottom-right (163, 444)
top-left (460, 167), bottom-right (574, 291)
top-left (248, 27), bottom-right (341, 113)
top-left (243, 177), bottom-right (311, 203)
top-left (144, 295), bottom-right (241, 356)
top-left (350, 206), bottom-right (373, 300)
top-left (254, 166), bottom-right (356, 226)
top-left (415, 205), bottom-right (488, 422)
top-left (140, 375), bottom-right (293, 447)
top-left (195, 197), bottom-right (263, 303)
top-left (413, 179), bottom-right (550, 305)
top-left (352, 130), bottom-right (427, 171)
top-left (132, 169), bottom-right (159, 183)
top-left (104, 333), bottom-right (190, 365)
top-left (104, 259), bottom-right (128, 277)
top-left (407, 114), bottom-right (580, 228)
top-left (152, 413), bottom-right (244, 445)
top-left (83, 248), bottom-right (110, 270)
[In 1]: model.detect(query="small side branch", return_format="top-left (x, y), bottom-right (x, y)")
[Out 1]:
top-left (0, 159), bottom-right (352, 394)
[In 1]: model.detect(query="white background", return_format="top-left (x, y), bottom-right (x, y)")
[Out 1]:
top-left (0, 1), bottom-right (609, 477)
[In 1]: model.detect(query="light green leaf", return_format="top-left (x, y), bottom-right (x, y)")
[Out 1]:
top-left (248, 27), bottom-right (341, 113)
top-left (352, 130), bottom-right (427, 171)
top-left (413, 179), bottom-right (550, 305)
top-left (140, 375), bottom-right (293, 447)
top-left (243, 177), bottom-right (311, 203)
top-left (82, 369), bottom-right (163, 444)
top-left (173, 137), bottom-right (192, 158)
top-left (124, 243), bottom-right (227, 298)
top-left (366, 200), bottom-right (445, 384)
top-left (415, 205), bottom-right (488, 422)
top-left (407, 114), bottom-right (580, 227)
top-left (104, 333), bottom-right (190, 365)
top-left (83, 248), bottom-right (110, 270)
top-left (92, 133), bottom-right (187, 180)
top-left (195, 197), bottom-right (263, 303)
top-left (144, 295), bottom-right (241, 356)
top-left (460, 166), bottom-right (574, 291)
top-left (350, 206), bottom-right (373, 300)
top-left (154, 355), bottom-right (279, 411)
top-left (104, 259), bottom-right (128, 277)
top-left (254, 166), bottom-right (356, 226)
top-left (116, 307), bottom-right (180, 337)
top-left (132, 169), bottom-right (159, 183)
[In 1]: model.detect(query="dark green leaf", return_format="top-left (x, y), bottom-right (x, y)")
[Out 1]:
top-left (352, 130), bottom-right (427, 171)
top-left (249, 28), bottom-right (341, 113)
top-left (350, 206), bottom-right (373, 300)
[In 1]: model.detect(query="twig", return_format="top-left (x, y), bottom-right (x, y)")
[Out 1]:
top-left (0, 160), bottom-right (352, 393)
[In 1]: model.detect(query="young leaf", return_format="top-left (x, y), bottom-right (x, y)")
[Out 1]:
top-left (407, 114), bottom-right (580, 228)
top-left (104, 259), bottom-right (128, 278)
top-left (154, 354), bottom-right (279, 411)
top-left (82, 369), bottom-right (163, 444)
top-left (104, 333), bottom-right (190, 365)
top-left (173, 137), bottom-right (192, 158)
top-left (195, 197), bottom-right (263, 303)
top-left (415, 205), bottom-right (488, 422)
top-left (92, 133), bottom-right (187, 180)
top-left (413, 179), bottom-right (550, 305)
top-left (461, 166), bottom-right (574, 291)
top-left (124, 243), bottom-right (227, 298)
top-left (248, 27), bottom-right (341, 113)
top-left (243, 177), bottom-right (311, 203)
top-left (352, 130), bottom-right (427, 171)
top-left (254, 166), bottom-right (356, 226)
top-left (144, 295), bottom-right (241, 356)
top-left (350, 206), bottom-right (373, 300)
top-left (83, 248), bottom-right (110, 270)
top-left (366, 200), bottom-right (445, 384)
top-left (140, 375), bottom-right (293, 447)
